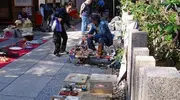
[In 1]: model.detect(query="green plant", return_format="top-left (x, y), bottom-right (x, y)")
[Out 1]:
top-left (121, 0), bottom-right (180, 65)
top-left (115, 48), bottom-right (124, 62)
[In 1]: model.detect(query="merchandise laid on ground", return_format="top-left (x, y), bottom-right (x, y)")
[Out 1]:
top-left (0, 39), bottom-right (47, 68)
top-left (51, 73), bottom-right (117, 100)
top-left (0, 15), bottom-right (126, 99)
top-left (0, 18), bottom-right (50, 68)
top-left (68, 36), bottom-right (117, 65)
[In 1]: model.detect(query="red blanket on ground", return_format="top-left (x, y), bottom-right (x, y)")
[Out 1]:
top-left (0, 40), bottom-right (48, 69)
top-left (0, 38), bottom-right (8, 42)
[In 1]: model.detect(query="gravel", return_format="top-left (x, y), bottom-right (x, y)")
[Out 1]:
top-left (112, 68), bottom-right (127, 100)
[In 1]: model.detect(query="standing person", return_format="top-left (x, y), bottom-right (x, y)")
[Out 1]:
top-left (17, 8), bottom-right (28, 21)
top-left (35, 10), bottom-right (43, 30)
top-left (80, 0), bottom-right (92, 34)
top-left (40, 4), bottom-right (45, 20)
top-left (52, 2), bottom-right (75, 56)
top-left (40, 3), bottom-right (48, 32)
top-left (97, 0), bottom-right (105, 16)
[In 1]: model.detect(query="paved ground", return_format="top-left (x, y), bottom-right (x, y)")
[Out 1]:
top-left (0, 23), bottom-right (106, 100)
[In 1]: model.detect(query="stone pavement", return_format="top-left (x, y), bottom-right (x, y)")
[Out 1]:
top-left (0, 23), bottom-right (106, 100)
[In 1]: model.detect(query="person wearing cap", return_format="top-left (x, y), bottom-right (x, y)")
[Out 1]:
top-left (87, 13), bottom-right (113, 57)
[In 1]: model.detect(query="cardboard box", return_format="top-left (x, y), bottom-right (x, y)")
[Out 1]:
top-left (64, 73), bottom-right (89, 85)
top-left (65, 96), bottom-right (79, 100)
top-left (89, 74), bottom-right (117, 94)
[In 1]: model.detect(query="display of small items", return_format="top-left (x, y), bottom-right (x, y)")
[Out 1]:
top-left (51, 95), bottom-right (79, 100)
top-left (57, 83), bottom-right (85, 100)
top-left (0, 56), bottom-right (9, 62)
top-left (52, 73), bottom-right (118, 100)
top-left (57, 73), bottom-right (89, 99)
top-left (69, 37), bottom-right (91, 64)
top-left (60, 84), bottom-right (79, 96)
top-left (24, 41), bottom-right (33, 49)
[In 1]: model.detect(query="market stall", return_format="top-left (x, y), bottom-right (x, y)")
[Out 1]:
top-left (0, 38), bottom-right (47, 69)
top-left (51, 73), bottom-right (117, 100)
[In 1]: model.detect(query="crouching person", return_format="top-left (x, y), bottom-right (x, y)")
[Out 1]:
top-left (87, 13), bottom-right (113, 58)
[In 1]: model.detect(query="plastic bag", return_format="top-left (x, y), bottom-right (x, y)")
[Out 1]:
top-left (51, 20), bottom-right (56, 31)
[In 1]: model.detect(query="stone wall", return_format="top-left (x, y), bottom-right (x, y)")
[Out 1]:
top-left (121, 12), bottom-right (180, 100)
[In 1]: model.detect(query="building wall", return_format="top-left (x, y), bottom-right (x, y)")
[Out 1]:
top-left (0, 0), bottom-right (13, 23)
top-left (0, 0), bottom-right (39, 24)
top-left (39, 0), bottom-right (46, 6)
top-left (39, 0), bottom-right (45, 5)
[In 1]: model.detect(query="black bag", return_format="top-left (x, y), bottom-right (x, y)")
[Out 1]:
top-left (105, 33), bottom-right (113, 47)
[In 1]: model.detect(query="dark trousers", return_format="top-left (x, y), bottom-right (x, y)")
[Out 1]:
top-left (87, 37), bottom-right (104, 51)
top-left (53, 30), bottom-right (68, 54)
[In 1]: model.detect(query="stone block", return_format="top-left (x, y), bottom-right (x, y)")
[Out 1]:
top-left (127, 15), bottom-right (134, 21)
top-left (131, 48), bottom-right (149, 100)
top-left (0, 83), bottom-right (8, 91)
top-left (0, 60), bottom-right (35, 75)
top-left (35, 92), bottom-right (53, 100)
top-left (19, 53), bottom-right (48, 61)
top-left (0, 75), bottom-right (52, 97)
top-left (138, 68), bottom-right (146, 100)
top-left (141, 67), bottom-right (180, 100)
top-left (0, 95), bottom-right (34, 100)
top-left (25, 54), bottom-right (65, 76)
top-left (127, 30), bottom-right (148, 100)
top-left (90, 67), bottom-right (105, 74)
top-left (75, 66), bottom-right (91, 74)
top-left (126, 21), bottom-right (137, 33)
top-left (0, 74), bottom-right (18, 84)
top-left (57, 67), bottom-right (75, 75)
top-left (43, 54), bottom-right (68, 63)
top-left (134, 56), bottom-right (155, 100)
top-left (25, 62), bottom-right (64, 76)
top-left (131, 31), bottom-right (147, 47)
top-left (80, 92), bottom-right (112, 100)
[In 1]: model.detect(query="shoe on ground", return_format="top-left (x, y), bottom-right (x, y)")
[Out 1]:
top-left (60, 51), bottom-right (68, 55)
top-left (54, 53), bottom-right (61, 57)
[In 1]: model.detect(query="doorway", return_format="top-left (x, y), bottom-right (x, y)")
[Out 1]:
top-left (0, 0), bottom-right (13, 24)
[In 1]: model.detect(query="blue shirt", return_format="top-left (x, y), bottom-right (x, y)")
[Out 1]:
top-left (88, 21), bottom-right (110, 36)
top-left (88, 21), bottom-right (113, 46)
